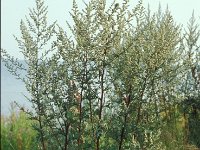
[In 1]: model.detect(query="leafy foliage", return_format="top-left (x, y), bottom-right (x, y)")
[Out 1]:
top-left (1, 103), bottom-right (38, 150)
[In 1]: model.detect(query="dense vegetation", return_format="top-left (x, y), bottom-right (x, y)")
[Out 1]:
top-left (1, 0), bottom-right (200, 149)
top-left (1, 103), bottom-right (38, 149)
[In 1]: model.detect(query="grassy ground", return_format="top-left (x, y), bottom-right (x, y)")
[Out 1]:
top-left (1, 104), bottom-right (39, 150)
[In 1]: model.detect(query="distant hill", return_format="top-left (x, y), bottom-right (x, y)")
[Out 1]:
top-left (1, 60), bottom-right (30, 115)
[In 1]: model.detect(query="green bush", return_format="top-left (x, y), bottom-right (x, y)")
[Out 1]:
top-left (1, 103), bottom-right (38, 150)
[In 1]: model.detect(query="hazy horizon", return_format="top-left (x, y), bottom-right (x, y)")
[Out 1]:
top-left (1, 61), bottom-right (30, 115)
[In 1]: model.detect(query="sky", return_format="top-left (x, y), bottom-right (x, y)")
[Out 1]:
top-left (1, 0), bottom-right (200, 59)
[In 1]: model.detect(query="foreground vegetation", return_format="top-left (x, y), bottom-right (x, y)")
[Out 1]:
top-left (1, 103), bottom-right (38, 150)
top-left (1, 102), bottom-right (199, 149)
top-left (1, 0), bottom-right (200, 149)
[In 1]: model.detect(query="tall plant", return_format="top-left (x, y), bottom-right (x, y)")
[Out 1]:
top-left (2, 0), bottom-right (56, 149)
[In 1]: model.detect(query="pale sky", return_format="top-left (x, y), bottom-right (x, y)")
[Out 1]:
top-left (2, 0), bottom-right (200, 59)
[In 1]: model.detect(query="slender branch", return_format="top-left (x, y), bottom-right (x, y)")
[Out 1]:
top-left (119, 85), bottom-right (131, 150)
top-left (64, 123), bottom-right (70, 150)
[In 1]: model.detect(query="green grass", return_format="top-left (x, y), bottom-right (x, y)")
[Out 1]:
top-left (1, 104), bottom-right (38, 150)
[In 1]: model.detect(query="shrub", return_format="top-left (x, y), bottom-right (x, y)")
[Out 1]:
top-left (1, 103), bottom-right (38, 150)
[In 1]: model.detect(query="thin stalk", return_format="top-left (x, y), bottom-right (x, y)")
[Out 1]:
top-left (119, 111), bottom-right (128, 150)
top-left (35, 7), bottom-right (46, 150)
top-left (78, 89), bottom-right (83, 146)
top-left (96, 50), bottom-right (106, 150)
top-left (119, 85), bottom-right (131, 150)
top-left (64, 123), bottom-right (70, 150)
